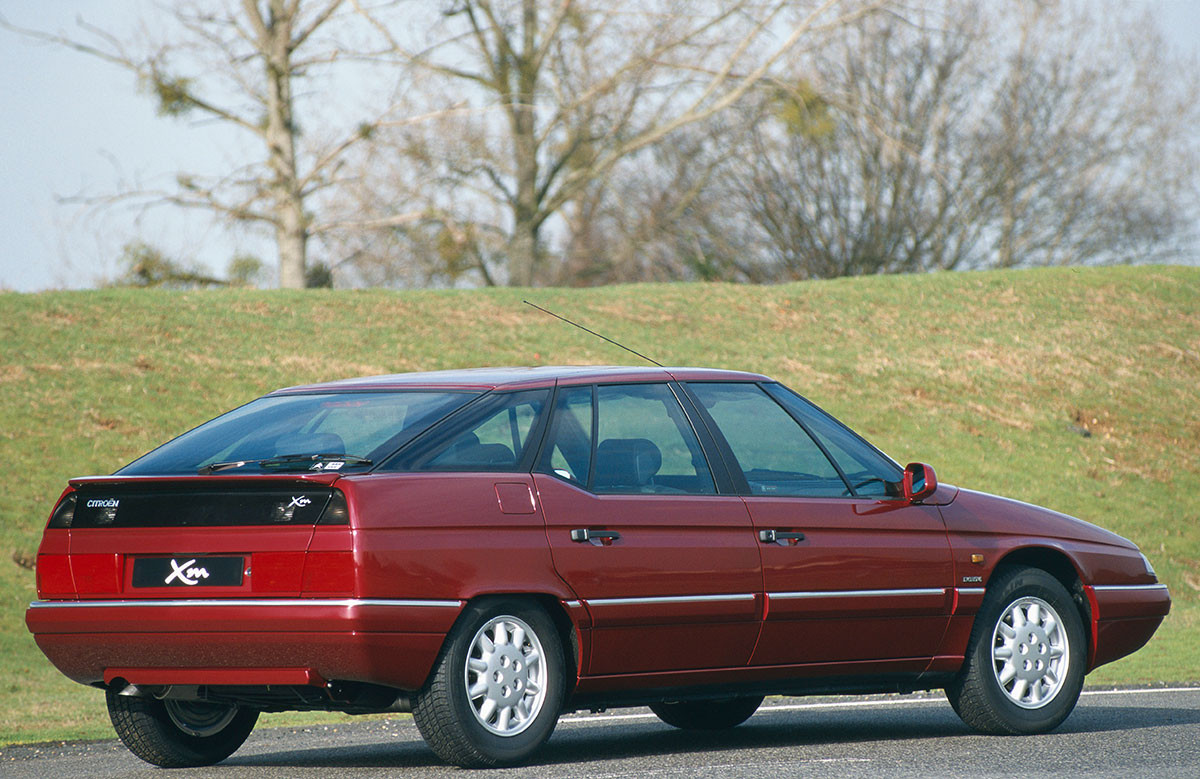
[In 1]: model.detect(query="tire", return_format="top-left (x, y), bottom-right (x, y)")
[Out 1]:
top-left (650, 696), bottom-right (764, 730)
top-left (412, 599), bottom-right (565, 767)
top-left (105, 688), bottom-right (258, 767)
top-left (946, 566), bottom-right (1086, 735)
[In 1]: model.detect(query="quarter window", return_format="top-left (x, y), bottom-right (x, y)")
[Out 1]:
top-left (540, 386), bottom-right (593, 483)
top-left (385, 389), bottom-right (550, 472)
top-left (688, 383), bottom-right (847, 497)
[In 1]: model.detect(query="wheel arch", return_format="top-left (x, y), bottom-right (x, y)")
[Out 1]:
top-left (989, 546), bottom-right (1094, 666)
top-left (440, 592), bottom-right (581, 700)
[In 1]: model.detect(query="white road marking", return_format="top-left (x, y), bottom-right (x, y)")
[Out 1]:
top-left (1078, 686), bottom-right (1197, 697)
top-left (557, 687), bottom-right (1197, 726)
top-left (580, 758), bottom-right (873, 779)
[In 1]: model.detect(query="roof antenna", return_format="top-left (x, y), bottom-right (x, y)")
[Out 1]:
top-left (523, 300), bottom-right (664, 368)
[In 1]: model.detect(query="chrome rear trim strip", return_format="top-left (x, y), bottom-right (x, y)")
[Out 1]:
top-left (587, 593), bottom-right (756, 607)
top-left (769, 588), bottom-right (945, 600)
top-left (956, 588), bottom-right (986, 596)
top-left (29, 598), bottom-right (463, 610)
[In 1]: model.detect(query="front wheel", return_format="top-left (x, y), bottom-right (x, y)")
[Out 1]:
top-left (106, 689), bottom-right (258, 767)
top-left (650, 696), bottom-right (764, 730)
top-left (413, 600), bottom-right (565, 767)
top-left (946, 567), bottom-right (1086, 734)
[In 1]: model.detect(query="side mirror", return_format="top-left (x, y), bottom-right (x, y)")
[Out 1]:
top-left (903, 462), bottom-right (937, 503)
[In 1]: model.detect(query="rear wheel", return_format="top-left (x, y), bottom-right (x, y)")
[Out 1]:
top-left (413, 599), bottom-right (565, 767)
top-left (650, 696), bottom-right (764, 730)
top-left (106, 689), bottom-right (258, 767)
top-left (946, 567), bottom-right (1086, 734)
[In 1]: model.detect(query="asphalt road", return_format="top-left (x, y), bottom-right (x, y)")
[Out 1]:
top-left (4, 688), bottom-right (1198, 778)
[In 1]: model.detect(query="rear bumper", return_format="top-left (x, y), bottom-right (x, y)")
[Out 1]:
top-left (26, 598), bottom-right (463, 691)
top-left (1085, 583), bottom-right (1171, 670)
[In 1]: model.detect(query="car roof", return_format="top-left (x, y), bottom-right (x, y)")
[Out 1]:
top-left (269, 366), bottom-right (771, 394)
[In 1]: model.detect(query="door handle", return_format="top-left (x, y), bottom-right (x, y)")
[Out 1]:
top-left (571, 528), bottom-right (621, 544)
top-left (759, 529), bottom-right (805, 545)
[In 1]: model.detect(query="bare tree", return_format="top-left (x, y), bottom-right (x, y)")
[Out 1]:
top-left (343, 0), bottom-right (891, 286)
top-left (972, 0), bottom-right (1199, 268)
top-left (696, 0), bottom-right (1200, 280)
top-left (3, 1), bottom-right (404, 288)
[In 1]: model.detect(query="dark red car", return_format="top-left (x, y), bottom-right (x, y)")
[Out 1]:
top-left (26, 367), bottom-right (1169, 767)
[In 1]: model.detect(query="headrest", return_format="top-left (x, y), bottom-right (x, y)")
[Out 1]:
top-left (595, 438), bottom-right (662, 488)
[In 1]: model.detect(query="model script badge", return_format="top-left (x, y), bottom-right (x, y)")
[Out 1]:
top-left (288, 496), bottom-right (312, 509)
top-left (164, 559), bottom-right (210, 586)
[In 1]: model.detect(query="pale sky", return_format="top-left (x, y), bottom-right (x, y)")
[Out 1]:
top-left (1, 1), bottom-right (1198, 292)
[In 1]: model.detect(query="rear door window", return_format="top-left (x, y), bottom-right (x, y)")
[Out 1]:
top-left (593, 384), bottom-right (716, 494)
top-left (538, 383), bottom-right (716, 494)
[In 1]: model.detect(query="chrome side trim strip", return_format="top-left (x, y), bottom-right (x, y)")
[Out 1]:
top-left (769, 588), bottom-right (946, 600)
top-left (586, 593), bottom-right (756, 607)
top-left (1091, 584), bottom-right (1170, 594)
top-left (956, 588), bottom-right (986, 596)
top-left (28, 598), bottom-right (463, 610)
top-left (564, 600), bottom-right (583, 609)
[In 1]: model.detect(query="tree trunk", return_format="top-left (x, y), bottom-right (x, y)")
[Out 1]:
top-left (506, 0), bottom-right (541, 287)
top-left (263, 0), bottom-right (308, 288)
top-left (507, 221), bottom-right (540, 286)
top-left (277, 201), bottom-right (308, 288)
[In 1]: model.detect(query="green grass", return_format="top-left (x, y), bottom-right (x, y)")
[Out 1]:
top-left (1, 265), bottom-right (1197, 745)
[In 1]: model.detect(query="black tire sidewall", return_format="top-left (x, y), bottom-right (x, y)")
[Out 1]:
top-left (969, 568), bottom-right (1086, 733)
top-left (425, 599), bottom-right (565, 765)
top-left (106, 689), bottom-right (258, 767)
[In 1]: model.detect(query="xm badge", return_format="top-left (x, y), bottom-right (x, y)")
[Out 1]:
top-left (288, 496), bottom-right (312, 509)
top-left (164, 558), bottom-right (210, 586)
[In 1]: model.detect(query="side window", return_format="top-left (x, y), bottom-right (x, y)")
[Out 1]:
top-left (593, 384), bottom-right (715, 494)
top-left (538, 386), bottom-right (593, 483)
top-left (384, 389), bottom-right (549, 472)
top-left (763, 383), bottom-right (903, 498)
top-left (688, 383), bottom-right (847, 497)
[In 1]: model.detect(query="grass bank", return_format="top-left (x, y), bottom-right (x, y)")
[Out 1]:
top-left (1, 265), bottom-right (1196, 744)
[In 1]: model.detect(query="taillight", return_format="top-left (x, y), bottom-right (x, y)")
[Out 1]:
top-left (301, 552), bottom-right (355, 594)
top-left (47, 493), bottom-right (77, 529)
top-left (36, 555), bottom-right (74, 597)
top-left (318, 489), bottom-right (349, 525)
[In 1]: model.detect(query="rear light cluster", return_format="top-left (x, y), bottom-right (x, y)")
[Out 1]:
top-left (35, 489), bottom-right (354, 598)
top-left (47, 493), bottom-right (77, 528)
top-left (36, 554), bottom-right (73, 597)
top-left (45, 489), bottom-right (349, 528)
top-left (318, 490), bottom-right (349, 524)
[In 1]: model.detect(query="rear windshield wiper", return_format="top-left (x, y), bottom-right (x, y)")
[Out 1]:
top-left (198, 453), bottom-right (373, 475)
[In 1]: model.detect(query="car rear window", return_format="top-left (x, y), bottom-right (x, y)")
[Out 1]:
top-left (118, 391), bottom-right (479, 475)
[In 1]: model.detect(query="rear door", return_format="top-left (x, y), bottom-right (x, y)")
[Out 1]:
top-left (536, 382), bottom-right (762, 676)
top-left (684, 382), bottom-right (953, 669)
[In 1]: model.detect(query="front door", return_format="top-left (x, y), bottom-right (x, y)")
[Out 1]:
top-left (683, 381), bottom-right (953, 669)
